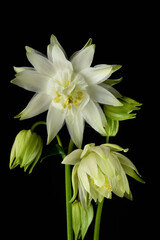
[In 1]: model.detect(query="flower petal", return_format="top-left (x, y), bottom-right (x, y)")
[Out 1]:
top-left (80, 65), bottom-right (112, 85)
top-left (26, 46), bottom-right (56, 76)
top-left (88, 84), bottom-right (122, 106)
top-left (82, 100), bottom-right (106, 135)
top-left (62, 149), bottom-right (82, 165)
top-left (71, 45), bottom-right (95, 72)
top-left (11, 70), bottom-right (51, 93)
top-left (17, 93), bottom-right (52, 120)
top-left (66, 111), bottom-right (84, 148)
top-left (50, 44), bottom-right (73, 71)
top-left (49, 34), bottom-right (66, 56)
top-left (47, 103), bottom-right (65, 144)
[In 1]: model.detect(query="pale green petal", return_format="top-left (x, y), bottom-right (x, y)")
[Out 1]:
top-left (95, 148), bottom-right (115, 178)
top-left (26, 46), bottom-right (56, 76)
top-left (62, 149), bottom-right (82, 165)
top-left (114, 152), bottom-right (140, 174)
top-left (47, 103), bottom-right (65, 144)
top-left (70, 164), bottom-right (79, 202)
top-left (103, 143), bottom-right (128, 152)
top-left (122, 165), bottom-right (145, 184)
top-left (88, 84), bottom-right (122, 106)
top-left (71, 45), bottom-right (95, 72)
top-left (78, 179), bottom-right (89, 209)
top-left (72, 201), bottom-right (81, 240)
top-left (81, 203), bottom-right (94, 240)
top-left (11, 70), bottom-right (51, 93)
top-left (78, 164), bottom-right (90, 194)
top-left (80, 143), bottom-right (95, 159)
top-left (18, 93), bottom-right (52, 120)
top-left (80, 153), bottom-right (98, 180)
top-left (82, 100), bottom-right (106, 136)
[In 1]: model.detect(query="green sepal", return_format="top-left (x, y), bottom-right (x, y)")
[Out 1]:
top-left (122, 165), bottom-right (145, 184)
top-left (105, 77), bottom-right (123, 86)
top-left (105, 118), bottom-right (119, 137)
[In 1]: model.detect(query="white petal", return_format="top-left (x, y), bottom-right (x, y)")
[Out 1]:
top-left (19, 93), bottom-right (52, 120)
top-left (47, 103), bottom-right (65, 144)
top-left (66, 111), bottom-right (84, 148)
top-left (80, 65), bottom-right (112, 85)
top-left (88, 84), bottom-right (122, 106)
top-left (82, 100), bottom-right (106, 135)
top-left (71, 45), bottom-right (95, 72)
top-left (11, 70), bottom-right (51, 93)
top-left (26, 46), bottom-right (55, 76)
top-left (62, 149), bottom-right (82, 165)
top-left (50, 44), bottom-right (73, 71)
top-left (48, 34), bottom-right (67, 60)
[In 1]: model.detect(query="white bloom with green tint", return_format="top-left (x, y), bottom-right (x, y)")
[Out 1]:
top-left (62, 143), bottom-right (145, 208)
top-left (11, 35), bottom-right (122, 148)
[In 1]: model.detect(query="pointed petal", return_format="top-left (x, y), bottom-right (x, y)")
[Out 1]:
top-left (66, 111), bottom-right (84, 148)
top-left (71, 45), bottom-right (95, 72)
top-left (50, 34), bottom-right (66, 55)
top-left (50, 44), bottom-right (73, 71)
top-left (18, 93), bottom-right (52, 120)
top-left (62, 149), bottom-right (82, 165)
top-left (26, 46), bottom-right (55, 76)
top-left (82, 100), bottom-right (106, 135)
top-left (80, 65), bottom-right (112, 85)
top-left (47, 103), bottom-right (65, 144)
top-left (11, 70), bottom-right (51, 93)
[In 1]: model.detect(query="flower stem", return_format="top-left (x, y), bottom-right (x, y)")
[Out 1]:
top-left (93, 135), bottom-right (109, 240)
top-left (31, 121), bottom-right (46, 131)
top-left (93, 199), bottom-right (104, 240)
top-left (56, 136), bottom-right (73, 240)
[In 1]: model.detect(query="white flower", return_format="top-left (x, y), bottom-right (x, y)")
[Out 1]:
top-left (11, 35), bottom-right (122, 148)
top-left (62, 143), bottom-right (145, 208)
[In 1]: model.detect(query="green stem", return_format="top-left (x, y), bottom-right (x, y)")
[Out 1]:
top-left (56, 136), bottom-right (73, 240)
top-left (93, 136), bottom-right (109, 240)
top-left (93, 199), bottom-right (104, 240)
top-left (31, 121), bottom-right (46, 131)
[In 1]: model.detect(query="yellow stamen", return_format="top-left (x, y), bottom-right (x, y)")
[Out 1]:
top-left (54, 91), bottom-right (61, 103)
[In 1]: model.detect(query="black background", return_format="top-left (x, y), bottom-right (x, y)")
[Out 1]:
top-left (1, 2), bottom-right (156, 239)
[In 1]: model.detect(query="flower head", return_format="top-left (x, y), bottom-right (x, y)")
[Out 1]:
top-left (11, 35), bottom-right (122, 148)
top-left (10, 130), bottom-right (43, 173)
top-left (62, 143), bottom-right (145, 208)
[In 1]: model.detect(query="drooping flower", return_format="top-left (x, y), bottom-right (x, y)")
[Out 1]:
top-left (11, 35), bottom-right (122, 148)
top-left (62, 143), bottom-right (145, 208)
top-left (10, 129), bottom-right (43, 173)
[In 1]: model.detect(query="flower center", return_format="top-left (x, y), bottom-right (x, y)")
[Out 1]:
top-left (53, 73), bottom-right (86, 110)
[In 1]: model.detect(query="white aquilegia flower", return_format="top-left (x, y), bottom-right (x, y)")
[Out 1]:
top-left (11, 35), bottom-right (122, 148)
top-left (62, 143), bottom-right (145, 208)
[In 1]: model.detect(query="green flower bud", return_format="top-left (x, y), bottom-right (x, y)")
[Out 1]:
top-left (104, 96), bottom-right (142, 121)
top-left (72, 200), bottom-right (94, 240)
top-left (10, 129), bottom-right (43, 173)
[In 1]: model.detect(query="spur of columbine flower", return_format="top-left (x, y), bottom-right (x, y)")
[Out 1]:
top-left (11, 34), bottom-right (122, 148)
top-left (10, 129), bottom-right (43, 173)
top-left (62, 143), bottom-right (145, 209)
